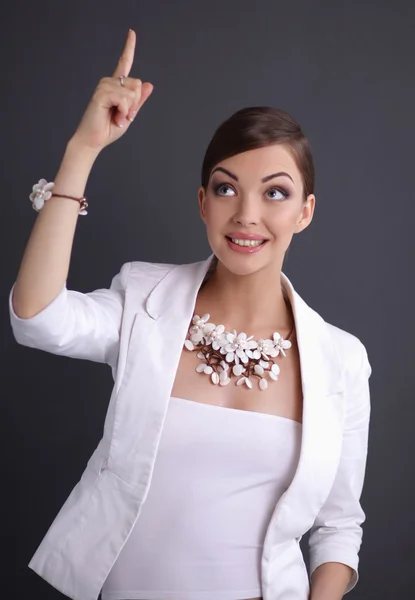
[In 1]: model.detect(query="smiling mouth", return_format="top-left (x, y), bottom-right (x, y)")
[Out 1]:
top-left (225, 236), bottom-right (267, 247)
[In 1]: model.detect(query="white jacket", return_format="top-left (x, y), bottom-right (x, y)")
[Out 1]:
top-left (8, 255), bottom-right (372, 600)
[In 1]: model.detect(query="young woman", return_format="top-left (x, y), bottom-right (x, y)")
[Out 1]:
top-left (9, 29), bottom-right (372, 600)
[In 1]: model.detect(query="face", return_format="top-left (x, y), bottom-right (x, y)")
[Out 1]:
top-left (198, 143), bottom-right (315, 276)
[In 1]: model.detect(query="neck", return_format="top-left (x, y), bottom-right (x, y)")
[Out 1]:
top-left (196, 258), bottom-right (294, 336)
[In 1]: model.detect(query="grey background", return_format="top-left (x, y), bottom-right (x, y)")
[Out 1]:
top-left (2, 0), bottom-right (414, 598)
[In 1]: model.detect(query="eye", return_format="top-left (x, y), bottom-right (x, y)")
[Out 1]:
top-left (266, 187), bottom-right (289, 201)
top-left (214, 183), bottom-right (236, 197)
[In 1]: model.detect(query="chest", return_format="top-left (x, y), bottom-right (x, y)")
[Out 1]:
top-left (171, 336), bottom-right (303, 424)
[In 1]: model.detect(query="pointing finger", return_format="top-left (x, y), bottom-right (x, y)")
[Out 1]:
top-left (113, 29), bottom-right (136, 78)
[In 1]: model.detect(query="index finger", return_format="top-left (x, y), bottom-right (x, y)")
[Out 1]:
top-left (113, 29), bottom-right (136, 78)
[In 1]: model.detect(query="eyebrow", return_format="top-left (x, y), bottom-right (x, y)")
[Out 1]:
top-left (210, 166), bottom-right (294, 184)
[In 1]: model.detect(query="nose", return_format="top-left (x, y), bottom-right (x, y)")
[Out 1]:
top-left (232, 195), bottom-right (260, 227)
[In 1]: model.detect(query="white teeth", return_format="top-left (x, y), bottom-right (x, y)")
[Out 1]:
top-left (230, 238), bottom-right (265, 247)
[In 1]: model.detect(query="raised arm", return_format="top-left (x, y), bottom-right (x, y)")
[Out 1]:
top-left (9, 29), bottom-right (153, 367)
top-left (12, 29), bottom-right (152, 319)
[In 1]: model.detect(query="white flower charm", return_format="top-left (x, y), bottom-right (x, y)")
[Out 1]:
top-left (189, 313), bottom-right (210, 343)
top-left (29, 178), bottom-right (55, 212)
top-left (204, 323), bottom-right (226, 347)
top-left (256, 338), bottom-right (276, 359)
top-left (222, 331), bottom-right (258, 364)
top-left (184, 312), bottom-right (294, 390)
top-left (272, 332), bottom-right (292, 357)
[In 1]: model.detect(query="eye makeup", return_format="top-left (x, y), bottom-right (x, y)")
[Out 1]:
top-left (212, 180), bottom-right (291, 200)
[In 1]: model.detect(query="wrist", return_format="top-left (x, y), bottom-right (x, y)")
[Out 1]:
top-left (66, 136), bottom-right (101, 163)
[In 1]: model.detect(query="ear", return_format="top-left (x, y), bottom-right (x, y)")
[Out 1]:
top-left (294, 194), bottom-right (315, 233)
top-left (198, 186), bottom-right (207, 223)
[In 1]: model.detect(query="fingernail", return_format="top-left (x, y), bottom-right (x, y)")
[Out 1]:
top-left (118, 118), bottom-right (126, 128)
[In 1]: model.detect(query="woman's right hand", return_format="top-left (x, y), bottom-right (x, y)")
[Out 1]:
top-left (70, 29), bottom-right (153, 153)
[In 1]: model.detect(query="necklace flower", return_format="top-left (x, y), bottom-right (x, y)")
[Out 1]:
top-left (184, 313), bottom-right (294, 390)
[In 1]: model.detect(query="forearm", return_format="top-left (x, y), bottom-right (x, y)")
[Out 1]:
top-left (12, 137), bottom-right (99, 319)
top-left (310, 562), bottom-right (354, 600)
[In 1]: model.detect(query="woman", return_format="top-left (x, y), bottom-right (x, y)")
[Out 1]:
top-left (9, 29), bottom-right (371, 600)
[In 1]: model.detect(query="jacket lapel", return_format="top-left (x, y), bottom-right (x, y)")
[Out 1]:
top-left (267, 274), bottom-right (346, 543)
top-left (109, 257), bottom-right (216, 484)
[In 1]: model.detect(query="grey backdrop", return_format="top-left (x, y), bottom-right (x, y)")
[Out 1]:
top-left (2, 1), bottom-right (414, 598)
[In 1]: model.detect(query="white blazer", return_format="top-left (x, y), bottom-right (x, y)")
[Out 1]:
top-left (8, 255), bottom-right (372, 600)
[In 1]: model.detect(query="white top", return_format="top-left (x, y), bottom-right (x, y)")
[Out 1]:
top-left (101, 397), bottom-right (302, 600)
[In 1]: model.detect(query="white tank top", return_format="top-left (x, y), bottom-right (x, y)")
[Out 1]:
top-left (101, 396), bottom-right (302, 600)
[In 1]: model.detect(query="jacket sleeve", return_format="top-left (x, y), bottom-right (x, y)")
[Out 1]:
top-left (8, 262), bottom-right (131, 368)
top-left (308, 340), bottom-right (372, 594)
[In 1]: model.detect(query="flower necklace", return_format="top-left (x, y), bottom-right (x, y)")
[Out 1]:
top-left (183, 309), bottom-right (295, 391)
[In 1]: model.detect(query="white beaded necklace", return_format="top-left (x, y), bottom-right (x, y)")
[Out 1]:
top-left (184, 307), bottom-right (294, 391)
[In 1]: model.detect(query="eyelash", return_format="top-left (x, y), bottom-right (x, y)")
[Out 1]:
top-left (213, 182), bottom-right (290, 200)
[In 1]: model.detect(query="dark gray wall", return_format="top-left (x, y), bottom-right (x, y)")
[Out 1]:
top-left (2, 1), bottom-right (414, 598)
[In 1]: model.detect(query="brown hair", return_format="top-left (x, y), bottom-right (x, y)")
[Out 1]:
top-left (201, 106), bottom-right (314, 201)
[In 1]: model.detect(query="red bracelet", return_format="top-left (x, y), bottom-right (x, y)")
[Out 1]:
top-left (51, 194), bottom-right (88, 215)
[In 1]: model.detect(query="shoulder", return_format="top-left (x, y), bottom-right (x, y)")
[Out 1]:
top-left (288, 272), bottom-right (372, 385)
top-left (119, 259), bottom-right (179, 289)
top-left (325, 320), bottom-right (372, 384)
top-left (129, 259), bottom-right (178, 282)
top-left (285, 271), bottom-right (371, 384)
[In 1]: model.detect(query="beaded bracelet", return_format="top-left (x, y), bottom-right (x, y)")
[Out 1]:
top-left (29, 179), bottom-right (88, 215)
